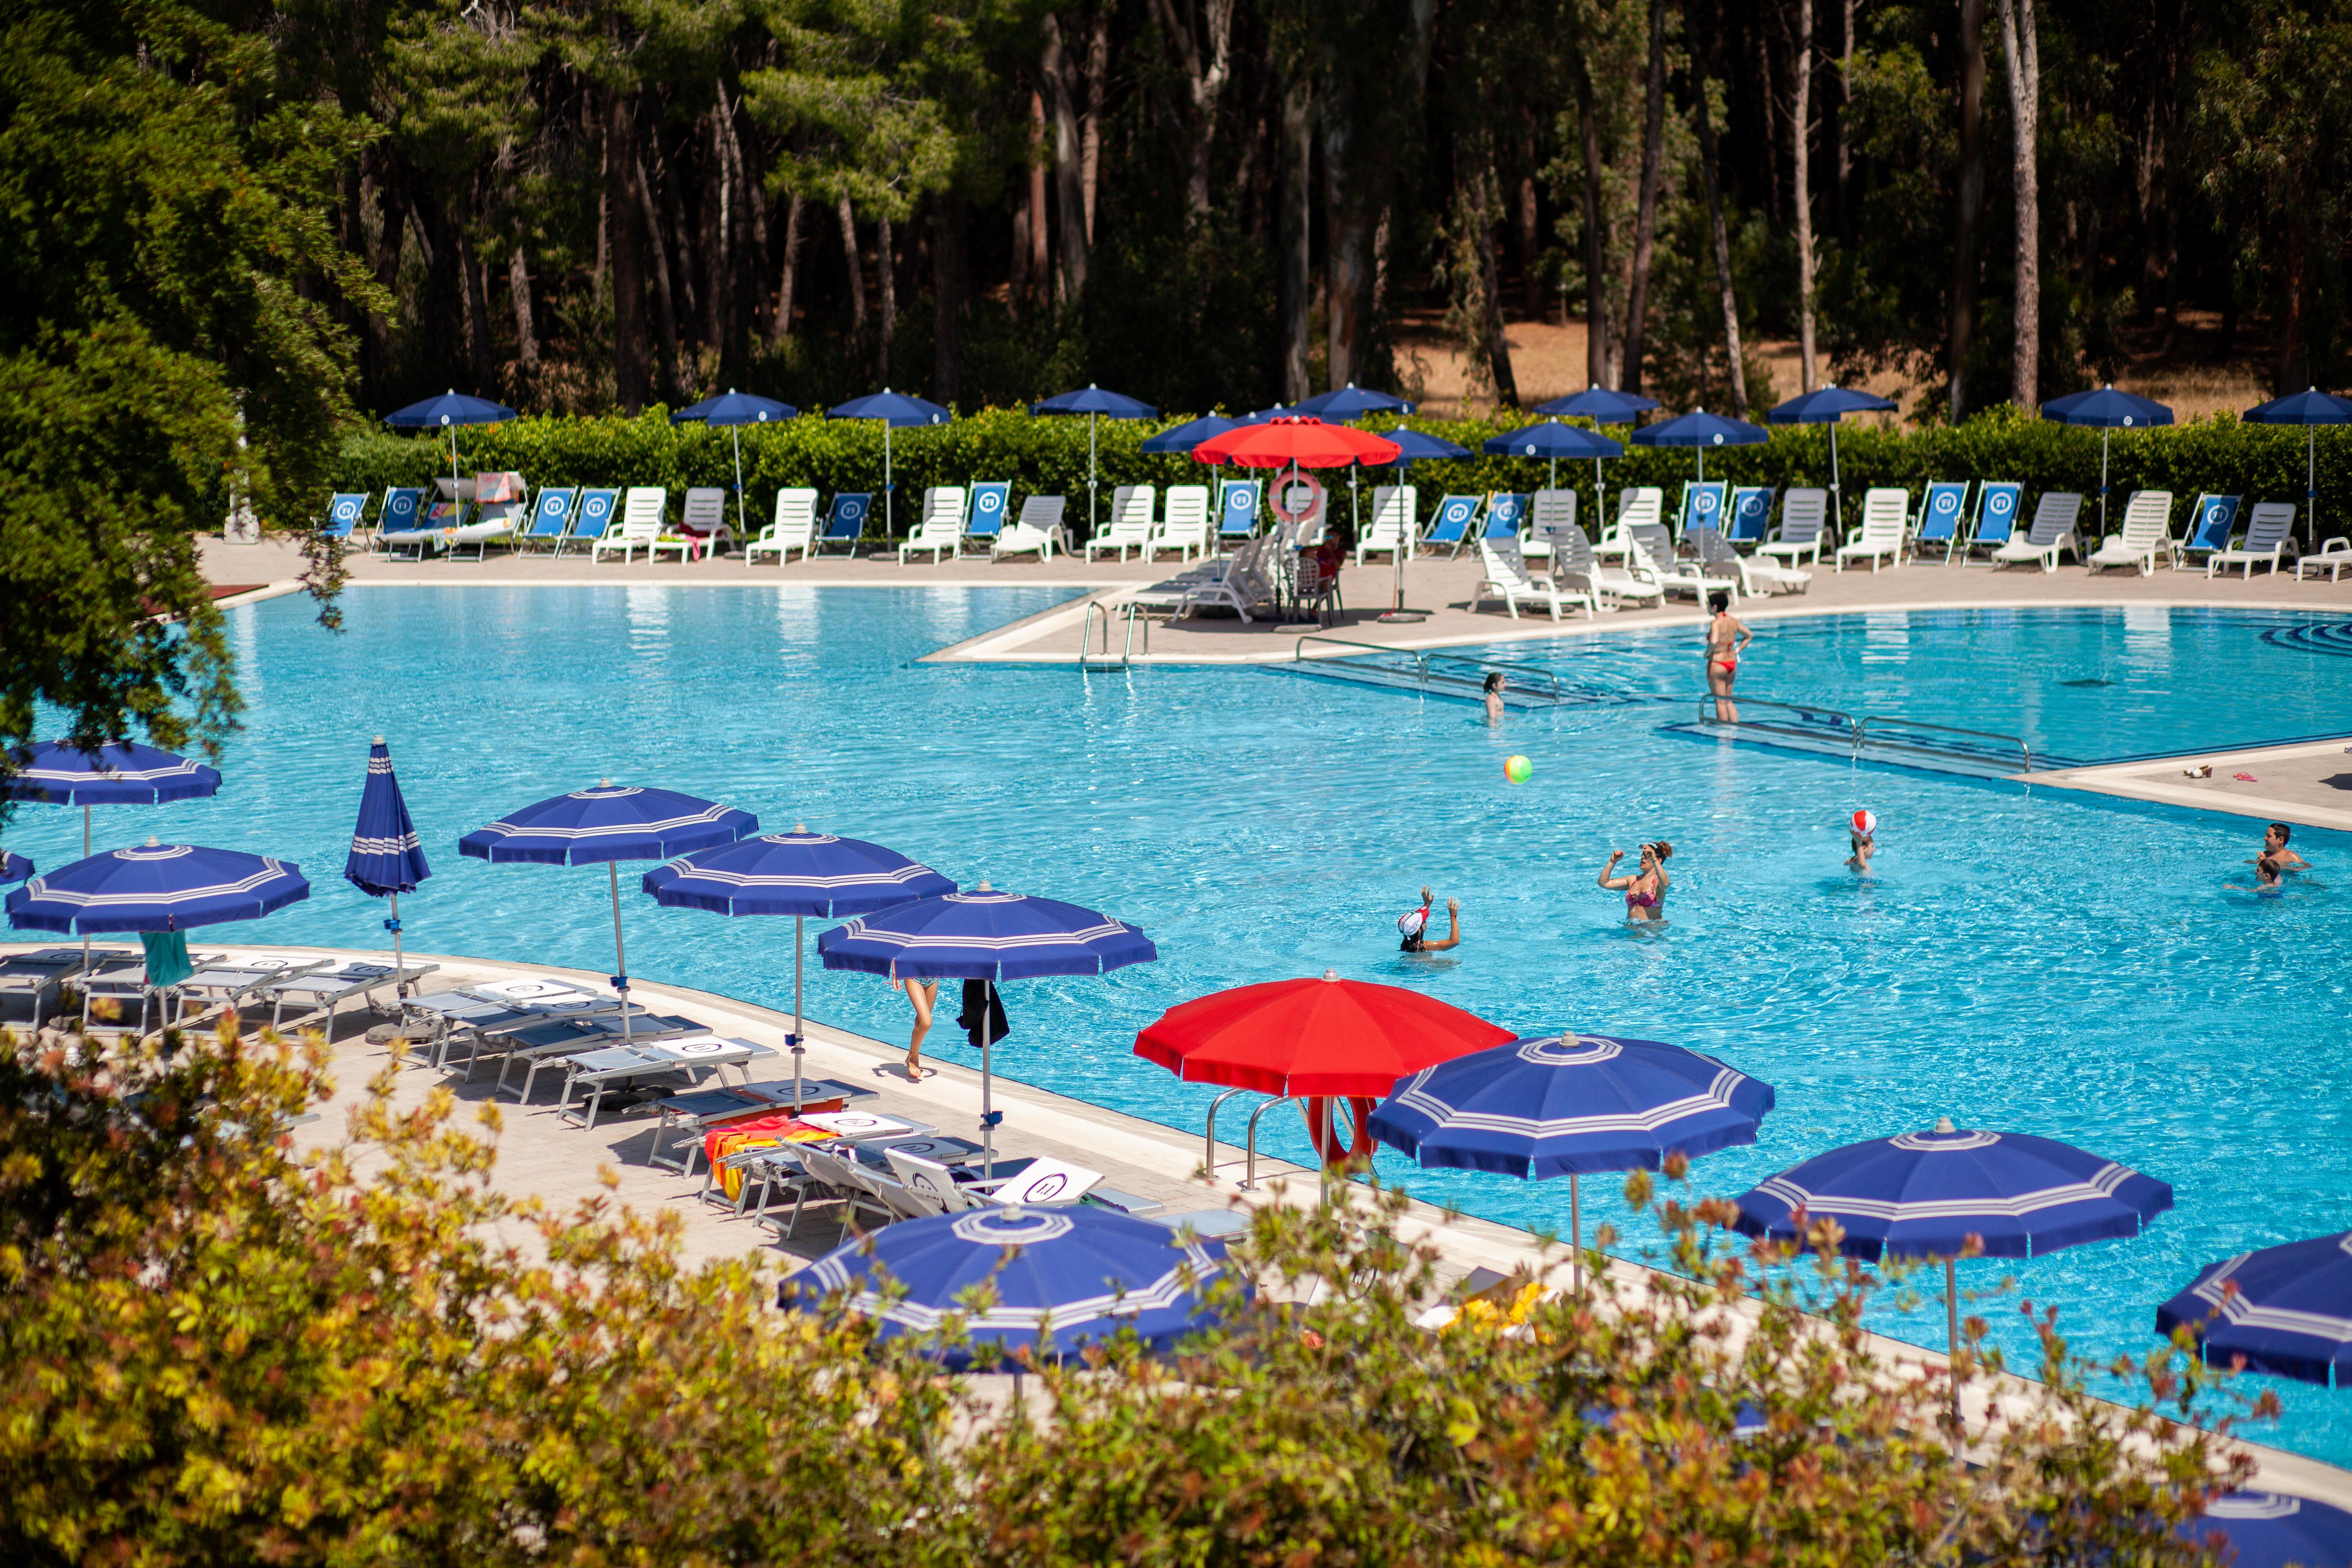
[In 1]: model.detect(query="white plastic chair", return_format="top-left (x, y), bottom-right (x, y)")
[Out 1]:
top-left (1525, 488), bottom-right (1579, 566)
top-left (591, 487), bottom-right (668, 563)
top-left (2209, 502), bottom-right (2298, 578)
top-left (2085, 490), bottom-right (2174, 576)
top-left (1991, 493), bottom-right (2085, 572)
top-left (1833, 489), bottom-right (1910, 573)
top-left (745, 488), bottom-right (820, 564)
top-left (1472, 538), bottom-right (1594, 620)
top-left (1148, 485), bottom-right (1213, 562)
top-left (1083, 485), bottom-right (1157, 560)
top-left (1759, 489), bottom-right (1831, 565)
top-left (657, 485), bottom-right (727, 561)
top-left (993, 495), bottom-right (1068, 560)
top-left (897, 486), bottom-right (969, 563)
top-left (1355, 485), bottom-right (1419, 565)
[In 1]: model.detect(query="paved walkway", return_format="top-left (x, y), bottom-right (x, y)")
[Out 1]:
top-left (2031, 737), bottom-right (2352, 833)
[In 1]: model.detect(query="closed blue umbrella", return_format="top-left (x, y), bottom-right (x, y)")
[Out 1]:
top-left (461, 781), bottom-right (758, 1043)
top-left (1292, 383), bottom-right (1416, 420)
top-left (1, 851), bottom-right (30, 884)
top-left (345, 738), bottom-right (431, 999)
top-left (827, 388), bottom-right (951, 539)
top-left (1630, 407), bottom-right (1770, 485)
top-left (1142, 414), bottom-right (1239, 455)
top-left (382, 389), bottom-right (518, 500)
top-left (7, 839), bottom-right (309, 933)
top-left (1768, 385), bottom-right (1897, 529)
top-left (1032, 384), bottom-right (1159, 538)
top-left (644, 825), bottom-right (954, 1107)
top-left (1534, 385), bottom-right (1659, 424)
top-left (1370, 1033), bottom-right (1773, 1287)
top-left (818, 882), bottom-right (1156, 1168)
top-left (1736, 1118), bottom-right (2172, 1413)
top-left (2041, 384), bottom-right (2175, 533)
top-left (2156, 1229), bottom-right (2352, 1385)
top-left (1484, 418), bottom-right (1626, 510)
top-left (2244, 387), bottom-right (2352, 554)
top-left (673, 389), bottom-right (800, 547)
top-left (2182, 1492), bottom-right (2352, 1568)
top-left (785, 1204), bottom-right (1233, 1369)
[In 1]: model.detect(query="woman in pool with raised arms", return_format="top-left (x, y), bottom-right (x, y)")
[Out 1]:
top-left (1598, 841), bottom-right (1673, 923)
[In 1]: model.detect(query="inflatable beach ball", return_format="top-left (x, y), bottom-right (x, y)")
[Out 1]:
top-left (1504, 756), bottom-right (1534, 785)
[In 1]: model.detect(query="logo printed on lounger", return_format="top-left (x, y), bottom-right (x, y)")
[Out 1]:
top-left (977, 490), bottom-right (1001, 515)
top-left (1934, 492), bottom-right (1958, 514)
top-left (1440, 499), bottom-right (1474, 526)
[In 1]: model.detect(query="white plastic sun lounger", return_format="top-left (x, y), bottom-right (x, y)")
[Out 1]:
top-left (1628, 523), bottom-right (1738, 601)
top-left (2084, 490), bottom-right (2174, 575)
top-left (1697, 525), bottom-right (1809, 595)
top-left (1083, 485), bottom-right (1157, 561)
top-left (592, 487), bottom-right (669, 563)
top-left (2210, 502), bottom-right (2298, 578)
top-left (2296, 535), bottom-right (2352, 581)
top-left (1525, 488), bottom-right (1581, 566)
top-left (993, 495), bottom-right (1068, 560)
top-left (1355, 485), bottom-right (1418, 565)
top-left (1553, 524), bottom-right (1664, 609)
top-left (1833, 488), bottom-right (1909, 572)
top-left (1473, 537), bottom-right (1594, 620)
top-left (557, 1033), bottom-right (776, 1129)
top-left (256, 958), bottom-right (439, 1029)
top-left (1991, 492), bottom-right (2084, 572)
top-left (1148, 485), bottom-right (1213, 563)
top-left (898, 486), bottom-right (969, 563)
top-left (0, 946), bottom-right (116, 1029)
top-left (1757, 489), bottom-right (1831, 566)
top-left (746, 487), bottom-right (820, 563)
top-left (1178, 536), bottom-right (1277, 621)
top-left (661, 486), bottom-right (729, 560)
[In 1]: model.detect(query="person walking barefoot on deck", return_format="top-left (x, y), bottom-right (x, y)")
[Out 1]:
top-left (897, 977), bottom-right (939, 1079)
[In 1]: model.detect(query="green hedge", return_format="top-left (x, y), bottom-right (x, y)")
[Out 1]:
top-left (333, 402), bottom-right (2352, 541)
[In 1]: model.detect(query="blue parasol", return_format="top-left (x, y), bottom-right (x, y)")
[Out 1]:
top-left (1292, 384), bottom-right (1416, 420)
top-left (2040, 384), bottom-right (2175, 533)
top-left (345, 738), bottom-right (431, 998)
top-left (644, 825), bottom-right (954, 1107)
top-left (2243, 387), bottom-right (2352, 552)
top-left (673, 389), bottom-right (800, 546)
top-left (1, 851), bottom-right (30, 883)
top-left (1373, 428), bottom-right (1473, 467)
top-left (1768, 385), bottom-right (1897, 529)
top-left (784, 1204), bottom-right (1232, 1369)
top-left (7, 838), bottom-right (309, 933)
top-left (1630, 408), bottom-right (1770, 485)
top-left (1736, 1118), bottom-right (2171, 1415)
top-left (2156, 1229), bottom-right (2352, 1385)
top-left (827, 388), bottom-right (950, 539)
top-left (382, 390), bottom-right (518, 500)
top-left (6, 740), bottom-right (225, 963)
top-left (818, 882), bottom-right (1155, 1167)
top-left (461, 782), bottom-right (757, 1043)
top-left (1370, 1033), bottom-right (1772, 1287)
top-left (2181, 1492), bottom-right (2352, 1568)
top-left (1032, 384), bottom-right (1159, 538)
top-left (1484, 417), bottom-right (1626, 507)
top-left (1534, 385), bottom-right (1659, 424)
top-left (1142, 414), bottom-right (1240, 455)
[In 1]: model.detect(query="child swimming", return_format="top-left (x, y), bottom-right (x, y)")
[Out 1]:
top-left (1847, 810), bottom-right (1877, 875)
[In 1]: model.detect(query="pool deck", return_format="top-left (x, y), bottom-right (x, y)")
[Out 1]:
top-left (13, 936), bottom-right (2352, 1501)
top-left (2027, 737), bottom-right (2352, 835)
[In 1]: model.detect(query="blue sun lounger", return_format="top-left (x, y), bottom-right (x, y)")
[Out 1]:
top-left (1676, 481), bottom-right (1729, 539)
top-left (1424, 495), bottom-right (1483, 557)
top-left (557, 488), bottom-right (618, 556)
top-left (1217, 479), bottom-right (1263, 545)
top-left (2175, 494), bottom-right (2243, 571)
top-left (320, 493), bottom-right (368, 541)
top-left (370, 487), bottom-right (424, 554)
top-left (818, 493), bottom-right (872, 554)
top-left (1911, 481), bottom-right (1971, 564)
top-left (962, 482), bottom-right (1010, 556)
top-left (1966, 482), bottom-right (2023, 559)
top-left (1725, 486), bottom-right (1774, 546)
top-left (519, 487), bottom-right (579, 552)
top-left (1482, 493), bottom-right (1529, 540)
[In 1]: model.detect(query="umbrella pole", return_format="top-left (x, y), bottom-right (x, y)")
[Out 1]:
top-left (606, 862), bottom-right (631, 1046)
top-left (1570, 1172), bottom-right (1583, 1293)
top-left (980, 989), bottom-right (995, 1176)
top-left (883, 423), bottom-right (894, 540)
top-left (1089, 411), bottom-right (1099, 539)
top-left (2100, 430), bottom-right (2111, 535)
top-left (1945, 1256), bottom-right (1963, 1431)
top-left (388, 890), bottom-right (407, 1001)
top-left (80, 804), bottom-right (90, 971)
top-left (732, 426), bottom-right (746, 551)
top-left (791, 914), bottom-right (805, 1113)
top-left (1594, 456), bottom-right (1606, 541)
top-left (2311, 425), bottom-right (2319, 553)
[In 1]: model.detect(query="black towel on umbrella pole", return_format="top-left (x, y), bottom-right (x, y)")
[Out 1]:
top-left (957, 979), bottom-right (1010, 1048)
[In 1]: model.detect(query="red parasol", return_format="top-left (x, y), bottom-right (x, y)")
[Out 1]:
top-left (1191, 416), bottom-right (1403, 469)
top-left (1135, 972), bottom-right (1513, 1167)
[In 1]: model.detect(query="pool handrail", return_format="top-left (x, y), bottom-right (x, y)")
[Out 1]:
top-left (1203, 1086), bottom-right (1251, 1179)
top-left (1239, 1093), bottom-right (1302, 1190)
top-left (1696, 693), bottom-right (2034, 773)
top-left (1292, 634), bottom-right (1564, 703)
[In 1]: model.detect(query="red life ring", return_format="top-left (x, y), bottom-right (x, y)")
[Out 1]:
top-left (1269, 470), bottom-right (1326, 526)
top-left (1303, 1095), bottom-right (1379, 1168)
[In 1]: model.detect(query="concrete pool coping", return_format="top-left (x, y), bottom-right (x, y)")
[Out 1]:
top-left (13, 936), bottom-right (2352, 1500)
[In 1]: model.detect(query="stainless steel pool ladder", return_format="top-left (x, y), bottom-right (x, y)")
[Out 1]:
top-left (1697, 694), bottom-right (2034, 773)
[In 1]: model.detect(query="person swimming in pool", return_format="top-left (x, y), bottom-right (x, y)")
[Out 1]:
top-left (1847, 810), bottom-right (1877, 875)
top-left (1399, 888), bottom-right (1462, 953)
top-left (1598, 842), bottom-right (1672, 923)
top-left (2262, 821), bottom-right (2308, 871)
top-left (1705, 592), bottom-right (1752, 723)
top-left (2228, 855), bottom-right (2286, 896)
top-left (1483, 671), bottom-right (1506, 724)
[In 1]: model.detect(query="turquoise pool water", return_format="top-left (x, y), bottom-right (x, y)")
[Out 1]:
top-left (10, 588), bottom-right (2352, 1457)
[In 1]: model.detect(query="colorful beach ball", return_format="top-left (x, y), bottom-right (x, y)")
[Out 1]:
top-left (1504, 756), bottom-right (1533, 785)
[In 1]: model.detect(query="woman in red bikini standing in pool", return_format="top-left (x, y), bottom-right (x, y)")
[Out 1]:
top-left (1597, 841), bottom-right (1673, 924)
top-left (1705, 590), bottom-right (1752, 722)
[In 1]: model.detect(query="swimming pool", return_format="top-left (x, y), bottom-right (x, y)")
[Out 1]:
top-left (12, 588), bottom-right (2352, 1458)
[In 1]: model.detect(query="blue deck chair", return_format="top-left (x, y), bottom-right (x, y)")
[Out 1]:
top-left (2176, 494), bottom-right (2243, 571)
top-left (1912, 480), bottom-right (1971, 564)
top-left (1967, 482), bottom-right (2023, 558)
top-left (962, 482), bottom-right (1010, 556)
top-left (1676, 481), bottom-right (1729, 539)
top-left (320, 493), bottom-right (368, 542)
top-left (1217, 479), bottom-right (1263, 544)
top-left (817, 493), bottom-right (872, 554)
top-left (1424, 494), bottom-right (1483, 557)
top-left (382, 492), bottom-right (466, 562)
top-left (371, 487), bottom-right (424, 555)
top-left (519, 487), bottom-right (579, 552)
top-left (1482, 493), bottom-right (1529, 539)
top-left (558, 488), bottom-right (619, 557)
top-left (1725, 486), bottom-right (1774, 546)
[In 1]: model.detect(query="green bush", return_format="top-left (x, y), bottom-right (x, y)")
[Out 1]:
top-left (334, 403), bottom-right (2352, 544)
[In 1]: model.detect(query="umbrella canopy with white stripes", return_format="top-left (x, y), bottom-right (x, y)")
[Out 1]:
top-left (6, 838), bottom-right (309, 934)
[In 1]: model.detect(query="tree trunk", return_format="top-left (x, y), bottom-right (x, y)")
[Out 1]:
top-left (772, 194), bottom-right (803, 343)
top-left (1323, 75), bottom-right (1367, 391)
top-left (1082, 6), bottom-right (1108, 243)
top-left (740, 117), bottom-right (772, 342)
top-left (1572, 52), bottom-right (1610, 388)
top-left (836, 194), bottom-right (867, 334)
top-left (1756, 22), bottom-right (1782, 227)
top-left (1837, 0), bottom-right (1855, 243)
top-left (606, 90), bottom-right (649, 411)
top-left (456, 225), bottom-right (497, 394)
top-left (1474, 163), bottom-right (1519, 407)
top-left (1623, 0), bottom-right (1669, 397)
top-left (635, 149), bottom-right (681, 395)
top-left (1042, 14), bottom-right (1088, 301)
top-left (1028, 88), bottom-right (1050, 307)
top-left (933, 192), bottom-right (963, 405)
top-left (876, 211), bottom-right (896, 384)
top-left (1792, 0), bottom-right (1817, 392)
top-left (1684, 3), bottom-right (1750, 417)
top-left (2278, 215), bottom-right (2310, 395)
top-left (1153, 0), bottom-right (1234, 219)
top-left (508, 243), bottom-right (538, 367)
top-left (1279, 77), bottom-right (1313, 403)
top-left (701, 111), bottom-right (728, 350)
top-left (1518, 174), bottom-right (1543, 317)
top-left (1947, 0), bottom-right (1986, 421)
top-left (1996, 0), bottom-right (2039, 406)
